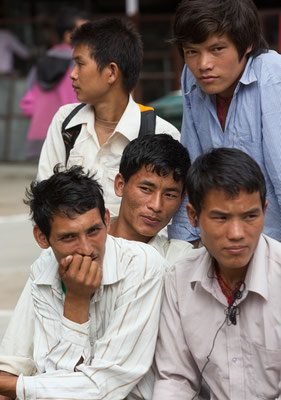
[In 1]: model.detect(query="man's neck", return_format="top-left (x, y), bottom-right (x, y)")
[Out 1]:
top-left (93, 92), bottom-right (129, 122)
top-left (214, 262), bottom-right (247, 290)
top-left (110, 217), bottom-right (152, 244)
top-left (93, 93), bottom-right (129, 146)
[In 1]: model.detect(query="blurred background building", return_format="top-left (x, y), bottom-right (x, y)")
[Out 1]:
top-left (0, 0), bottom-right (280, 162)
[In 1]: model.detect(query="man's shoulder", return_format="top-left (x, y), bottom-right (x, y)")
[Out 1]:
top-left (155, 115), bottom-right (180, 140)
top-left (150, 235), bottom-right (194, 266)
top-left (107, 235), bottom-right (168, 279)
top-left (262, 234), bottom-right (281, 266)
top-left (52, 103), bottom-right (92, 129)
top-left (30, 248), bottom-right (58, 282)
top-left (167, 246), bottom-right (209, 279)
top-left (251, 50), bottom-right (281, 83)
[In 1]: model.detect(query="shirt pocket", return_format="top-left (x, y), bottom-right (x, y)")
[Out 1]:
top-left (246, 340), bottom-right (281, 399)
top-left (67, 154), bottom-right (85, 169)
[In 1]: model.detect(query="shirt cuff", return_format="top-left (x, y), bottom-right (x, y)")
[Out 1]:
top-left (16, 374), bottom-right (36, 400)
top-left (61, 316), bottom-right (90, 347)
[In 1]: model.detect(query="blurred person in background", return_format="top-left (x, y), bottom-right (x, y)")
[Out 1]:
top-left (20, 6), bottom-right (89, 161)
top-left (0, 25), bottom-right (30, 75)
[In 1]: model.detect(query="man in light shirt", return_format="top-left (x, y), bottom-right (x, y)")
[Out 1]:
top-left (37, 17), bottom-right (180, 217)
top-left (169, 0), bottom-right (281, 243)
top-left (110, 133), bottom-right (193, 264)
top-left (0, 166), bottom-right (167, 400)
top-left (153, 148), bottom-right (281, 399)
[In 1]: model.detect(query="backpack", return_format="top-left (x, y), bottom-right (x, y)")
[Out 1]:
top-left (61, 103), bottom-right (156, 165)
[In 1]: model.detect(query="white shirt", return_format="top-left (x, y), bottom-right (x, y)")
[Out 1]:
top-left (37, 96), bottom-right (180, 216)
top-left (149, 234), bottom-right (193, 266)
top-left (0, 235), bottom-right (168, 400)
top-left (152, 234), bottom-right (281, 400)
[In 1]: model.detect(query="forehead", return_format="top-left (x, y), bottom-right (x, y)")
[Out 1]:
top-left (201, 188), bottom-right (263, 212)
top-left (183, 33), bottom-right (236, 49)
top-left (126, 165), bottom-right (183, 189)
top-left (50, 207), bottom-right (103, 232)
top-left (73, 43), bottom-right (93, 59)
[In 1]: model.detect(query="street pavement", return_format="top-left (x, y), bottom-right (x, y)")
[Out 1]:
top-left (0, 162), bottom-right (42, 341)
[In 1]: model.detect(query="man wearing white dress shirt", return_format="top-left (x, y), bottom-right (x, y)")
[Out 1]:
top-left (0, 166), bottom-right (167, 400)
top-left (37, 17), bottom-right (180, 217)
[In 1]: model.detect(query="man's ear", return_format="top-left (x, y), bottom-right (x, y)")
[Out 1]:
top-left (263, 199), bottom-right (269, 214)
top-left (186, 203), bottom-right (198, 227)
top-left (114, 173), bottom-right (125, 197)
top-left (106, 62), bottom-right (119, 85)
top-left (104, 208), bottom-right (111, 233)
top-left (33, 225), bottom-right (50, 249)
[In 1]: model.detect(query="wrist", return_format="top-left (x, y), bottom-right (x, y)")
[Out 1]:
top-left (64, 293), bottom-right (91, 324)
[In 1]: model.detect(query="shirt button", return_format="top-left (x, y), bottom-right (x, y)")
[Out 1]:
top-left (232, 357), bottom-right (237, 363)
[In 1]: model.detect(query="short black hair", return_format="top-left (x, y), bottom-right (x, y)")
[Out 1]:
top-left (71, 17), bottom-right (143, 93)
top-left (186, 148), bottom-right (266, 216)
top-left (119, 134), bottom-right (191, 192)
top-left (55, 7), bottom-right (90, 42)
top-left (24, 165), bottom-right (105, 240)
top-left (172, 0), bottom-right (268, 60)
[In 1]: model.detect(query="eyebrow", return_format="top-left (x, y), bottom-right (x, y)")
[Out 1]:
top-left (139, 180), bottom-right (181, 192)
top-left (57, 223), bottom-right (103, 238)
top-left (208, 207), bottom-right (262, 216)
top-left (183, 40), bottom-right (228, 49)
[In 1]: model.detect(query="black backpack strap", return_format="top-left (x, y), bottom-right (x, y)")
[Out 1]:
top-left (61, 103), bottom-right (86, 165)
top-left (138, 104), bottom-right (156, 137)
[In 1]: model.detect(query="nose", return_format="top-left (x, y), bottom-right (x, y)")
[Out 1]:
top-left (148, 192), bottom-right (162, 213)
top-left (69, 64), bottom-right (78, 80)
top-left (198, 52), bottom-right (213, 71)
top-left (78, 236), bottom-right (93, 257)
top-left (227, 219), bottom-right (245, 241)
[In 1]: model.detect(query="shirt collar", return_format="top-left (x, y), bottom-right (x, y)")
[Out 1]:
top-left (187, 234), bottom-right (268, 301)
top-left (239, 56), bottom-right (258, 86)
top-left (244, 234), bottom-right (268, 300)
top-left (113, 95), bottom-right (141, 141)
top-left (64, 96), bottom-right (140, 142)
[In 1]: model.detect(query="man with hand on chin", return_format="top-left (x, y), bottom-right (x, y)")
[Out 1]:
top-left (0, 166), bottom-right (167, 400)
top-left (153, 148), bottom-right (281, 400)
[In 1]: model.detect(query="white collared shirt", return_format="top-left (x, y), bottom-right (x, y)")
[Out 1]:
top-left (0, 235), bottom-right (168, 400)
top-left (153, 234), bottom-right (281, 400)
top-left (37, 96), bottom-right (180, 217)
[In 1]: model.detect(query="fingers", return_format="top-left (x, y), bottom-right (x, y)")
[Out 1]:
top-left (58, 255), bottom-right (73, 278)
top-left (60, 254), bottom-right (103, 297)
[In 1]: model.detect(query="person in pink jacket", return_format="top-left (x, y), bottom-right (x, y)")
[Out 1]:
top-left (20, 7), bottom-right (89, 160)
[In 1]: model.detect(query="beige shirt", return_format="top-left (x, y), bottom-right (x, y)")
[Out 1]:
top-left (153, 234), bottom-right (281, 400)
top-left (37, 96), bottom-right (180, 217)
top-left (0, 235), bottom-right (168, 400)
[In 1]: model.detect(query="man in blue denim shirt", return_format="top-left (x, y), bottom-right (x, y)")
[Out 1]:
top-left (169, 0), bottom-right (281, 243)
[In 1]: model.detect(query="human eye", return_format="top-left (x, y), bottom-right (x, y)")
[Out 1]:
top-left (165, 192), bottom-right (178, 199)
top-left (88, 226), bottom-right (101, 235)
top-left (212, 215), bottom-right (227, 221)
top-left (61, 233), bottom-right (75, 242)
top-left (212, 46), bottom-right (225, 53)
top-left (245, 213), bottom-right (259, 221)
top-left (184, 49), bottom-right (197, 57)
top-left (139, 186), bottom-right (152, 193)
